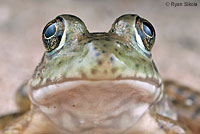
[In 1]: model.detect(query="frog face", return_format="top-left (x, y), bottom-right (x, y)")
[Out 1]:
top-left (29, 14), bottom-right (163, 132)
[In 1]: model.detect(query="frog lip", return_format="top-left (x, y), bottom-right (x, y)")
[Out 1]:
top-left (31, 76), bottom-right (161, 90)
top-left (30, 79), bottom-right (162, 105)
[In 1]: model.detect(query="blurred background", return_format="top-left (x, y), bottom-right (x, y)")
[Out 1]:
top-left (0, 0), bottom-right (199, 115)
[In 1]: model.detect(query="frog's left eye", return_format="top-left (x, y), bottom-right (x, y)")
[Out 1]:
top-left (136, 17), bottom-right (155, 51)
top-left (42, 17), bottom-right (64, 52)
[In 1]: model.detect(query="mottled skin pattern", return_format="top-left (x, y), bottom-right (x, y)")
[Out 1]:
top-left (0, 14), bottom-right (198, 134)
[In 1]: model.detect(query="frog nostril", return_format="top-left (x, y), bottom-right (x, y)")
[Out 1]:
top-left (110, 57), bottom-right (114, 63)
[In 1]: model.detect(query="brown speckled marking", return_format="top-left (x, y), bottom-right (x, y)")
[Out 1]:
top-left (98, 60), bottom-right (103, 65)
top-left (81, 72), bottom-right (87, 78)
top-left (91, 69), bottom-right (98, 74)
top-left (111, 68), bottom-right (117, 74)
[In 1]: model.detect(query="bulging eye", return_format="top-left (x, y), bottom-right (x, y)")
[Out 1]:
top-left (136, 17), bottom-right (155, 52)
top-left (42, 17), bottom-right (64, 52)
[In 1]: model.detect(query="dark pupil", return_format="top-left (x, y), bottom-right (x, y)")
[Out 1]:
top-left (143, 22), bottom-right (153, 37)
top-left (45, 23), bottom-right (56, 38)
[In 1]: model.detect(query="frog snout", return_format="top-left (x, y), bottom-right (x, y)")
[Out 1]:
top-left (77, 43), bottom-right (126, 78)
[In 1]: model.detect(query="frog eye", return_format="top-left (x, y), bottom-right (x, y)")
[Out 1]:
top-left (136, 17), bottom-right (155, 51)
top-left (42, 17), bottom-right (65, 52)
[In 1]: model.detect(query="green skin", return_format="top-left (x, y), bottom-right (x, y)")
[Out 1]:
top-left (0, 14), bottom-right (192, 134)
top-left (31, 15), bottom-right (160, 88)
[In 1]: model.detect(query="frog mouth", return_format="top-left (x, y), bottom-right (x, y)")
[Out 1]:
top-left (30, 79), bottom-right (162, 106)
top-left (29, 79), bottom-right (162, 132)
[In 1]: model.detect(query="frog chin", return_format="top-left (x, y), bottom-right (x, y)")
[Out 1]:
top-left (29, 80), bottom-right (162, 133)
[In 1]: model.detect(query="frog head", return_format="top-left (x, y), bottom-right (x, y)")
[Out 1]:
top-left (28, 14), bottom-right (163, 133)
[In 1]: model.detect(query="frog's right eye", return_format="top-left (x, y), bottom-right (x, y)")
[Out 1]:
top-left (42, 17), bottom-right (65, 52)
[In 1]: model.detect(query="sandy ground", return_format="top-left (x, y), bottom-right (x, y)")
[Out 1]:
top-left (0, 0), bottom-right (200, 115)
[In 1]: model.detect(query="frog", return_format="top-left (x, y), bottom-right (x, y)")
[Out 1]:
top-left (0, 14), bottom-right (199, 134)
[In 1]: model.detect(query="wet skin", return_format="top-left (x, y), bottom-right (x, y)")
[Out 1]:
top-left (0, 14), bottom-right (199, 134)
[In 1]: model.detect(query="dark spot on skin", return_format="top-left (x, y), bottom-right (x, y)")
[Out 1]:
top-left (102, 50), bottom-right (106, 53)
top-left (125, 44), bottom-right (129, 48)
top-left (91, 69), bottom-right (98, 74)
top-left (116, 41), bottom-right (120, 44)
top-left (96, 53), bottom-right (100, 56)
top-left (103, 44), bottom-right (107, 47)
top-left (110, 57), bottom-right (114, 62)
top-left (111, 68), bottom-right (117, 74)
top-left (98, 60), bottom-right (103, 65)
top-left (135, 64), bottom-right (139, 68)
top-left (54, 106), bottom-right (56, 109)
top-left (116, 41), bottom-right (122, 46)
top-left (58, 61), bottom-right (62, 65)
